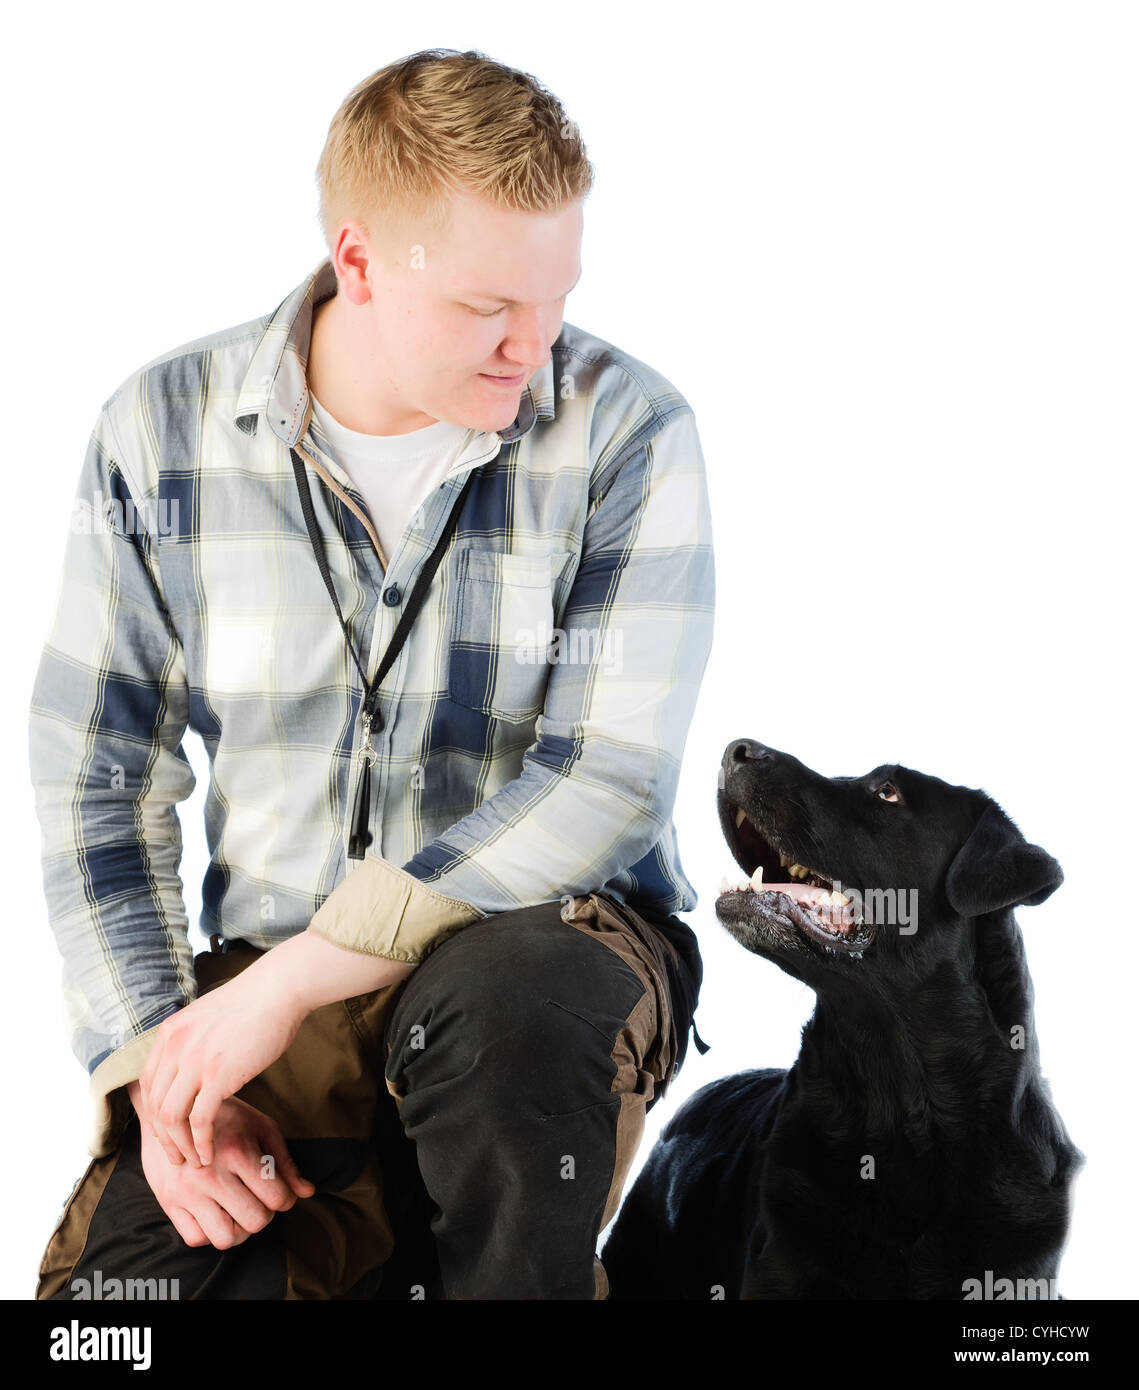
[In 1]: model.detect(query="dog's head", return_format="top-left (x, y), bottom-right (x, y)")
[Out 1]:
top-left (715, 738), bottom-right (1063, 995)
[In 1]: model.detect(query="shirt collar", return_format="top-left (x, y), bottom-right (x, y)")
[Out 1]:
top-left (233, 256), bottom-right (556, 447)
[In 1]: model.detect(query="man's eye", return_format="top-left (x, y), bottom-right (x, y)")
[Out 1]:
top-left (875, 783), bottom-right (903, 803)
top-left (467, 306), bottom-right (505, 317)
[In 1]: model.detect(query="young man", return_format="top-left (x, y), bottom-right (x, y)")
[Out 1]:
top-left (30, 48), bottom-right (714, 1301)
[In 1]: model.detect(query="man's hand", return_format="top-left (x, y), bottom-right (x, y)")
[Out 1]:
top-left (138, 964), bottom-right (310, 1169)
top-left (128, 1083), bottom-right (315, 1249)
top-left (138, 931), bottom-right (415, 1168)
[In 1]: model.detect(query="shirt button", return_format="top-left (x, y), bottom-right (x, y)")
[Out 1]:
top-left (383, 585), bottom-right (402, 607)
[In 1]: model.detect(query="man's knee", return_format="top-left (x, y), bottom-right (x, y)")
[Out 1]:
top-left (383, 905), bottom-right (652, 1112)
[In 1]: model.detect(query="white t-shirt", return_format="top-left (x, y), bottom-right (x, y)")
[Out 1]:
top-left (308, 393), bottom-right (471, 564)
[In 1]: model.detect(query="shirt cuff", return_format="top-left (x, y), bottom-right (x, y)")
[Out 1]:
top-left (306, 855), bottom-right (483, 963)
top-left (87, 1025), bottom-right (162, 1157)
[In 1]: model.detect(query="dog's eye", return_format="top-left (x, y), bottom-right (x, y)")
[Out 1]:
top-left (874, 782), bottom-right (903, 803)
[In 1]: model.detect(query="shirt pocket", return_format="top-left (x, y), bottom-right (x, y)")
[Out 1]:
top-left (448, 549), bottom-right (572, 723)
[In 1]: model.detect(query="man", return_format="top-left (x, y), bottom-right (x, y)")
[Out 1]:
top-left (30, 48), bottom-right (714, 1301)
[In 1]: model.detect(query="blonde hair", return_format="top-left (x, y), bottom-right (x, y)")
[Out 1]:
top-left (316, 48), bottom-right (594, 252)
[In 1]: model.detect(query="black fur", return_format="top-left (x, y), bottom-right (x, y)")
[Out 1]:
top-left (602, 739), bottom-right (1082, 1299)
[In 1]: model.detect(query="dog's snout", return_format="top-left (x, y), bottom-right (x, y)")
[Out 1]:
top-left (726, 739), bottom-right (772, 766)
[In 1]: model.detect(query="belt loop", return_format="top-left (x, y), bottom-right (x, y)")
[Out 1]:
top-left (209, 933), bottom-right (229, 955)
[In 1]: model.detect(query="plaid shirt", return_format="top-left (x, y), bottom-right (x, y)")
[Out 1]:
top-left (28, 256), bottom-right (715, 1154)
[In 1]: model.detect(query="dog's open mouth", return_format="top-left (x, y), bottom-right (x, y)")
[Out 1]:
top-left (717, 802), bottom-right (874, 957)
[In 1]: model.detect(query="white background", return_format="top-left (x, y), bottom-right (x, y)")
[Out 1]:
top-left (2, 0), bottom-right (1134, 1301)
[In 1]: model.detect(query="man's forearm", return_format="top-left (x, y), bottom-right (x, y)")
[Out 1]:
top-left (253, 928), bottom-right (416, 1015)
top-left (125, 934), bottom-right (411, 1136)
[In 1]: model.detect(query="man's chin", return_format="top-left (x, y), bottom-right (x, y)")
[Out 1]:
top-left (464, 392), bottom-right (524, 433)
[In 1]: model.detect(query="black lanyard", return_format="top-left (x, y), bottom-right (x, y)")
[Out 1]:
top-left (290, 447), bottom-right (474, 858)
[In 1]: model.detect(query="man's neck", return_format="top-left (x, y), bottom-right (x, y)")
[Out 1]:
top-left (307, 293), bottom-right (439, 436)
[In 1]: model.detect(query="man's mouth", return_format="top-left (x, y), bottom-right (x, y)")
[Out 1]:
top-left (717, 803), bottom-right (874, 957)
top-left (479, 371), bottom-right (526, 387)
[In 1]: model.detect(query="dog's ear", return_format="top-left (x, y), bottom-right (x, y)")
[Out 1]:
top-left (945, 801), bottom-right (1063, 917)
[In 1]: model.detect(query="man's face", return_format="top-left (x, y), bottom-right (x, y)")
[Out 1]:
top-left (345, 188), bottom-right (583, 434)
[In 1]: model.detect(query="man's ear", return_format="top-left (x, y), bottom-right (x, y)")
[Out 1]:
top-left (945, 801), bottom-right (1064, 917)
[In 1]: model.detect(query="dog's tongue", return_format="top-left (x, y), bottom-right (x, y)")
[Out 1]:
top-left (759, 880), bottom-right (829, 902)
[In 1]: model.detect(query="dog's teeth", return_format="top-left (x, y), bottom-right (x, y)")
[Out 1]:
top-left (720, 876), bottom-right (731, 895)
top-left (749, 864), bottom-right (764, 890)
top-left (779, 853), bottom-right (790, 869)
top-left (789, 863), bottom-right (807, 879)
top-left (735, 809), bottom-right (747, 829)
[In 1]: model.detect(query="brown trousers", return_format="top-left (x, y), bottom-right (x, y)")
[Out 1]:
top-left (36, 893), bottom-right (682, 1300)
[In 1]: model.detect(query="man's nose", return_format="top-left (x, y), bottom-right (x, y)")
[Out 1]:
top-left (500, 310), bottom-right (557, 367)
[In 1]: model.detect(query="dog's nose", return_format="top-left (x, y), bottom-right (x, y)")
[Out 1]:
top-left (724, 739), bottom-right (773, 766)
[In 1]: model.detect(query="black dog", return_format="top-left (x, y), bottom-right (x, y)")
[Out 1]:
top-left (602, 739), bottom-right (1083, 1300)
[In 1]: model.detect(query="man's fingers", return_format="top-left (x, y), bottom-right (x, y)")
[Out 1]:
top-left (142, 1046), bottom-right (182, 1123)
top-left (279, 1153), bottom-right (316, 1199)
top-left (267, 1140), bottom-right (316, 1200)
top-left (144, 1066), bottom-right (202, 1167)
top-left (189, 1087), bottom-right (224, 1168)
top-left (212, 1168), bottom-right (277, 1235)
top-left (142, 1114), bottom-right (187, 1168)
top-left (154, 1109), bottom-right (202, 1168)
top-left (168, 1206), bottom-right (208, 1249)
top-left (253, 1115), bottom-right (315, 1200)
top-left (234, 1125), bottom-right (308, 1209)
top-left (186, 1195), bottom-right (251, 1251)
top-left (156, 1064), bottom-right (211, 1165)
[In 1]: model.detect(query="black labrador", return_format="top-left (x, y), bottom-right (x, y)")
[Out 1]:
top-left (602, 739), bottom-right (1083, 1299)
